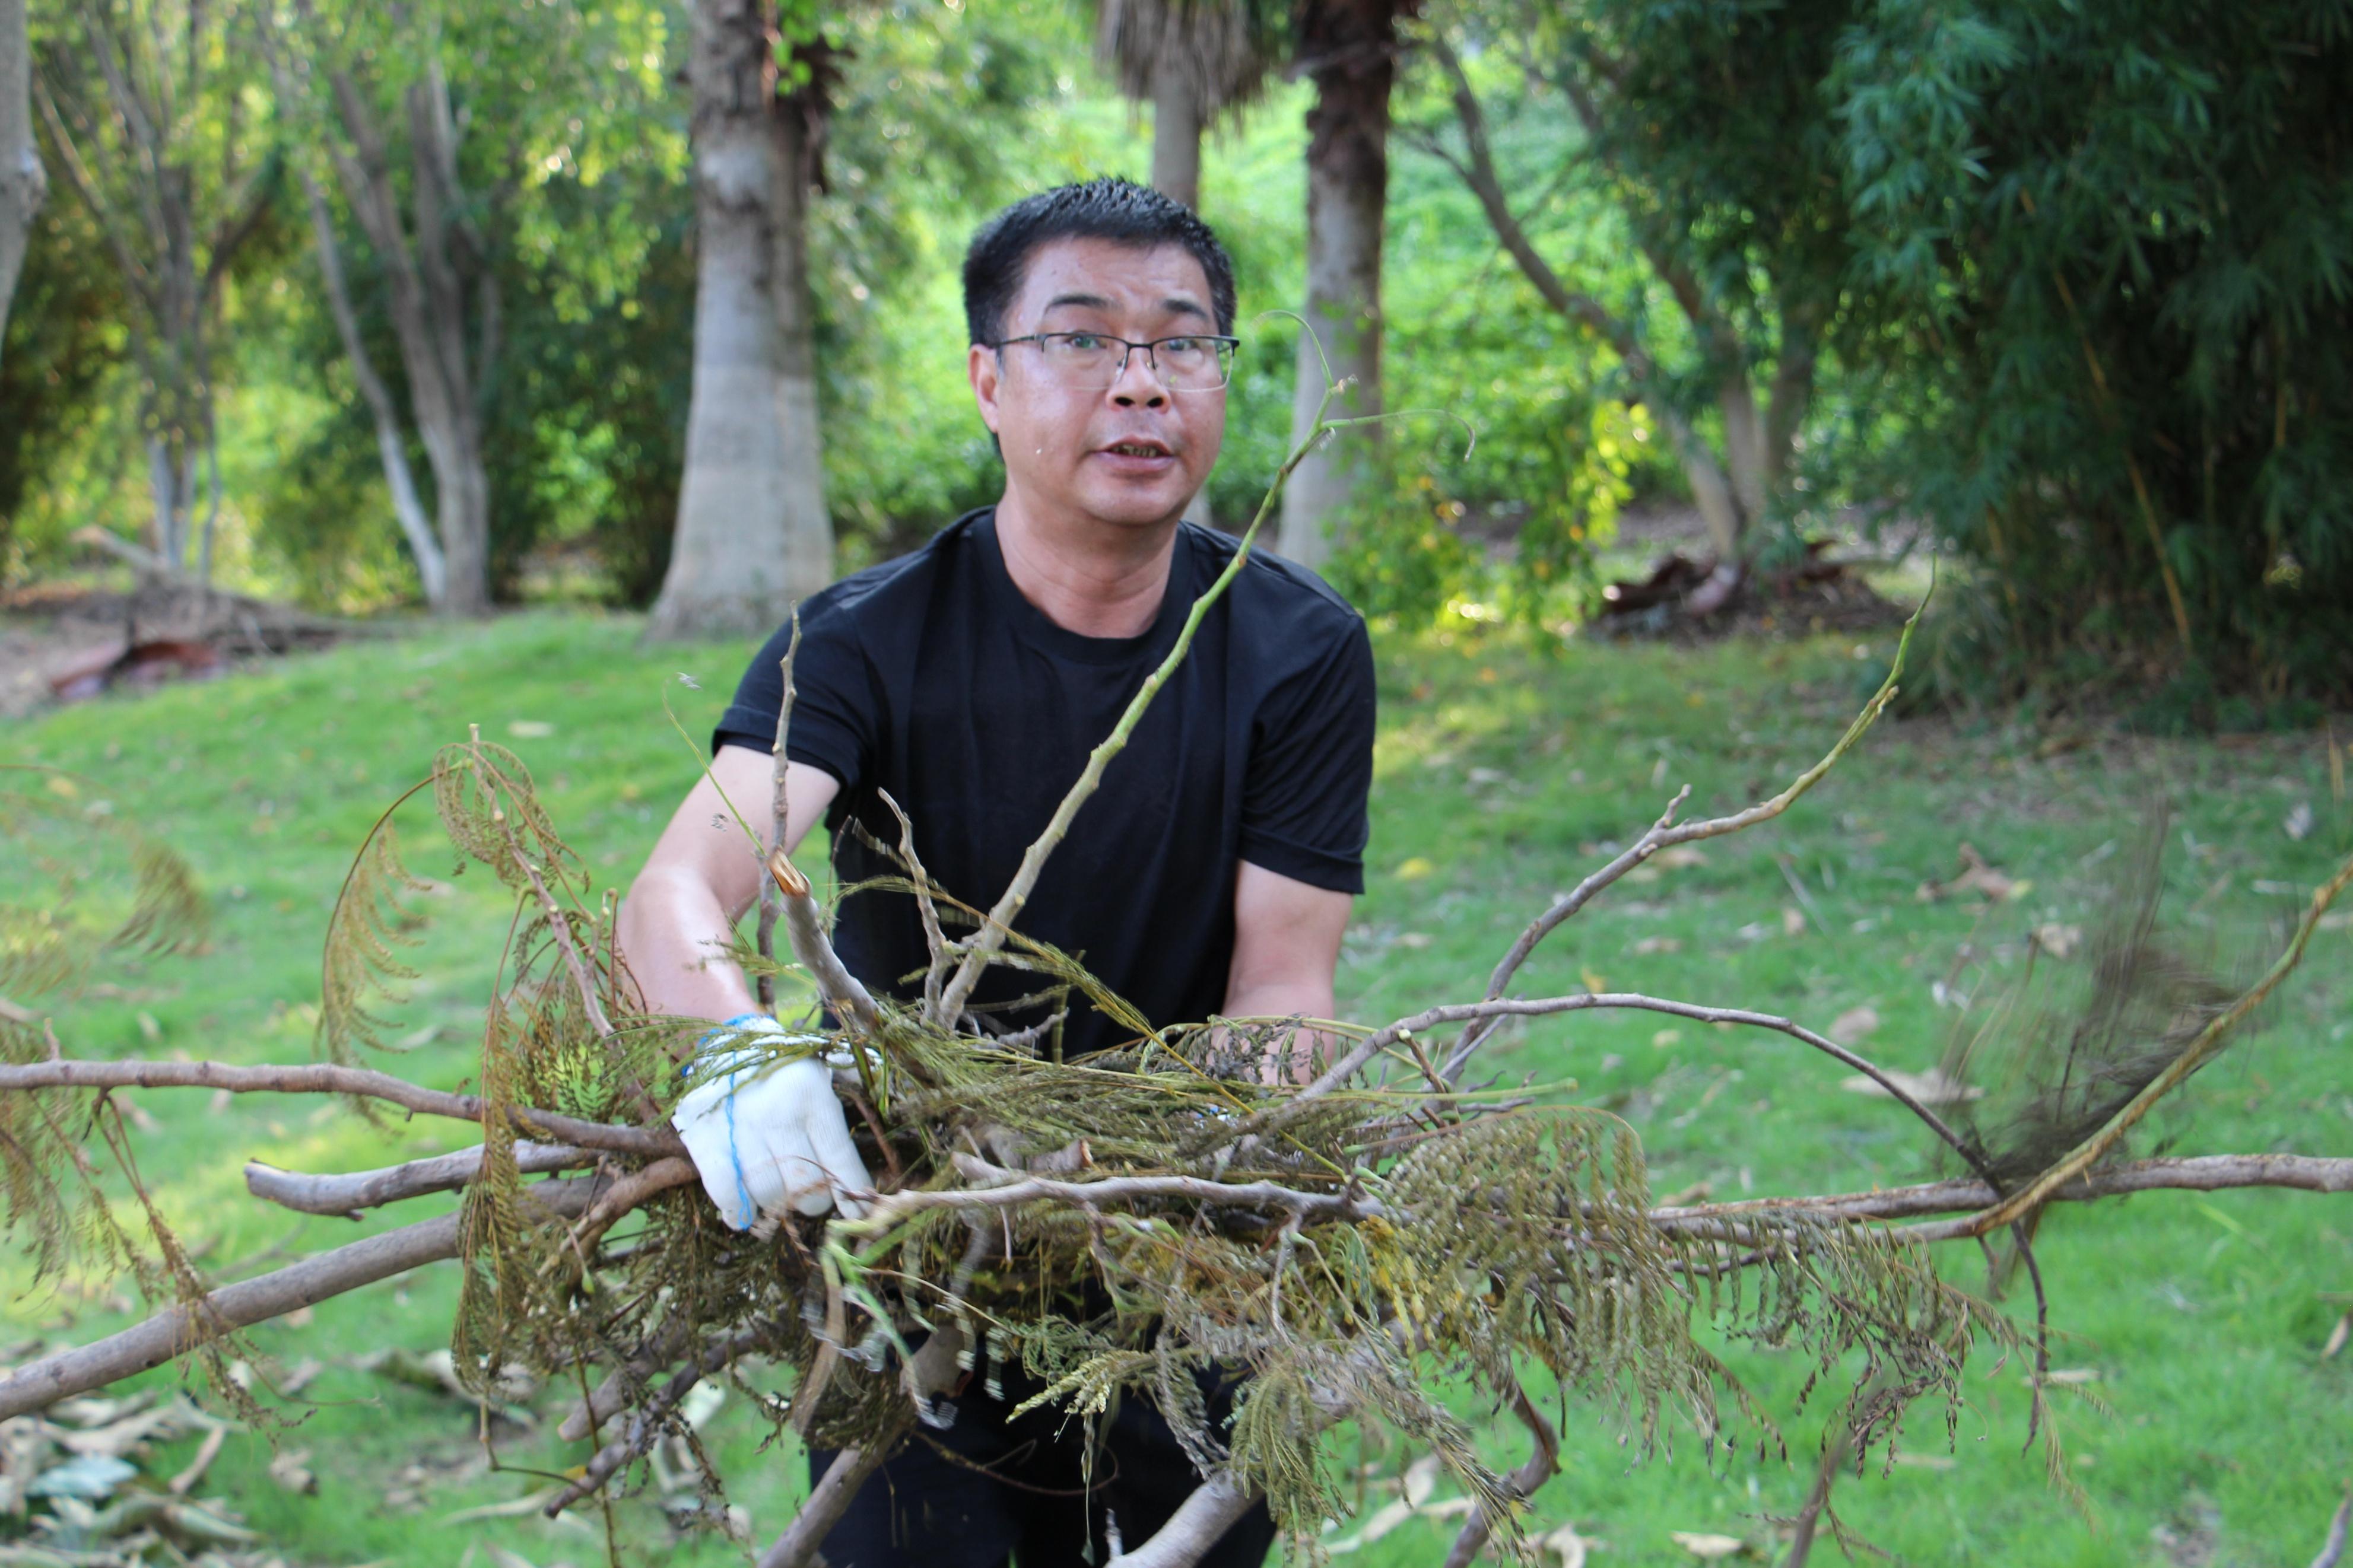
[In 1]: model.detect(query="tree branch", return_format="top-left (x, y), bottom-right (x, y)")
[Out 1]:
top-left (1444, 1383), bottom-right (1558, 1568)
top-left (0, 1058), bottom-right (684, 1158)
top-left (0, 1175), bottom-right (601, 1421)
top-left (1104, 1474), bottom-right (1258, 1568)
top-left (242, 1139), bottom-right (592, 1218)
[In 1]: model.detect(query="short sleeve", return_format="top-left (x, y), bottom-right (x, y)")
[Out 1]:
top-left (712, 605), bottom-right (877, 790)
top-left (1237, 617), bottom-right (1376, 894)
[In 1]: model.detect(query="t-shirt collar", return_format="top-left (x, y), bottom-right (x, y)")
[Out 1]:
top-left (969, 507), bottom-right (1195, 667)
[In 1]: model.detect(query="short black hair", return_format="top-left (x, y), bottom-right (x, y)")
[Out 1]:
top-left (962, 177), bottom-right (1238, 346)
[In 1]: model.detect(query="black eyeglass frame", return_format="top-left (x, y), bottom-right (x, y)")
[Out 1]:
top-left (987, 331), bottom-right (1243, 391)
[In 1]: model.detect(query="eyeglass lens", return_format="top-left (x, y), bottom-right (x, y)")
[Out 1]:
top-left (1031, 333), bottom-right (1234, 391)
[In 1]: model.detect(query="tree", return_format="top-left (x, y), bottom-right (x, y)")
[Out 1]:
top-left (1413, 2), bottom-right (1852, 608)
top-left (644, 0), bottom-right (837, 644)
top-left (1093, 0), bottom-right (1281, 212)
top-left (33, 0), bottom-right (275, 583)
top-left (1828, 0), bottom-right (2353, 705)
top-left (0, 0), bottom-right (43, 363)
top-left (1276, 0), bottom-right (1414, 570)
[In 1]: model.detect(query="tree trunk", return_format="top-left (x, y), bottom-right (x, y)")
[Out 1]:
top-left (1278, 0), bottom-right (1396, 571)
top-left (1149, 60), bottom-right (1214, 528)
top-left (1150, 58), bottom-right (1203, 214)
top-left (294, 160), bottom-right (449, 605)
top-left (647, 0), bottom-right (833, 644)
top-left (0, 0), bottom-right (43, 366)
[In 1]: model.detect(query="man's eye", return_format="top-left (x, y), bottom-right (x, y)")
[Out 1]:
top-left (1060, 333), bottom-right (1108, 352)
top-left (1160, 338), bottom-right (1203, 356)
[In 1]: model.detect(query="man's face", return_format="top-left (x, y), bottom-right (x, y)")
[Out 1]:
top-left (969, 238), bottom-right (1227, 532)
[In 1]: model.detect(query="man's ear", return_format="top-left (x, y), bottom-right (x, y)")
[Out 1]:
top-left (968, 344), bottom-right (1003, 435)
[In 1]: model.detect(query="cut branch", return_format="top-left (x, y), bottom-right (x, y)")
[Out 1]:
top-left (1104, 1474), bottom-right (1259, 1568)
top-left (0, 1058), bottom-right (684, 1158)
top-left (1444, 1383), bottom-right (1558, 1568)
top-left (243, 1139), bottom-right (592, 1218)
top-left (0, 1175), bottom-right (599, 1421)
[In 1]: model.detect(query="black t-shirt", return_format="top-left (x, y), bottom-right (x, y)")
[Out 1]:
top-left (713, 508), bottom-right (1376, 1057)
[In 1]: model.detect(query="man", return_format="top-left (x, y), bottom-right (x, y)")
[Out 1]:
top-left (617, 178), bottom-right (1375, 1568)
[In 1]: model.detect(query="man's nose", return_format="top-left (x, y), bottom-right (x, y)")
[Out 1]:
top-left (1109, 346), bottom-right (1168, 408)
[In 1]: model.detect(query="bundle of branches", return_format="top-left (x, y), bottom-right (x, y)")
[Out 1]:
top-left (4, 390), bottom-right (2350, 1568)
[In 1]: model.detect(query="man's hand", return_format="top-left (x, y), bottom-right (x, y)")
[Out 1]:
top-left (672, 1016), bottom-right (874, 1225)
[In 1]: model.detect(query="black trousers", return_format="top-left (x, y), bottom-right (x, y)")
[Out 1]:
top-left (810, 1363), bottom-right (1276, 1568)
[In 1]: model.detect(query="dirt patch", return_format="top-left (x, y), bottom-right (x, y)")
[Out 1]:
top-left (0, 580), bottom-right (351, 720)
top-left (1591, 540), bottom-right (1915, 643)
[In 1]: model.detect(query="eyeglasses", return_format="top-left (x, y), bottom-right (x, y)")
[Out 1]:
top-left (989, 332), bottom-right (1240, 393)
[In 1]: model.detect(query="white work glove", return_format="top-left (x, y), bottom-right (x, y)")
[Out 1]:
top-left (672, 1014), bottom-right (874, 1226)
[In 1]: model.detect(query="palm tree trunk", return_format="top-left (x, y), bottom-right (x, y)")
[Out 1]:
top-left (647, 0), bottom-right (833, 643)
top-left (1278, 0), bottom-right (1396, 570)
top-left (1150, 58), bottom-right (1203, 213)
top-left (0, 0), bottom-right (44, 366)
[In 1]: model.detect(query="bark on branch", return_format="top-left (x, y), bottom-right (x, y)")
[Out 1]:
top-left (243, 1139), bottom-right (592, 1218)
top-left (0, 1175), bottom-right (600, 1421)
top-left (0, 1058), bottom-right (683, 1159)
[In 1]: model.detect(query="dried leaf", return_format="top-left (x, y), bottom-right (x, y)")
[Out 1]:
top-left (2284, 802), bottom-right (2315, 841)
top-left (268, 1447), bottom-right (318, 1494)
top-left (1917, 844), bottom-right (2028, 902)
top-left (2323, 1313), bottom-right (2349, 1359)
top-left (1543, 1521), bottom-right (1589, 1568)
top-left (2033, 923), bottom-right (2084, 959)
top-left (1670, 1530), bottom-right (1748, 1558)
top-left (1827, 1005), bottom-right (1879, 1045)
top-left (1631, 936), bottom-right (1683, 956)
top-left (1655, 847), bottom-right (1709, 869)
top-left (1841, 1067), bottom-right (1985, 1105)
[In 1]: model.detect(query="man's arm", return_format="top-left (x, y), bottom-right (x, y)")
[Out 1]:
top-left (1222, 859), bottom-right (1352, 1079)
top-left (615, 748), bottom-right (843, 1033)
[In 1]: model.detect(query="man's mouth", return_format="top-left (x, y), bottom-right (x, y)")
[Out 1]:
top-left (1100, 440), bottom-right (1174, 459)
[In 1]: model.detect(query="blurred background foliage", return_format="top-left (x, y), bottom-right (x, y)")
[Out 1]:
top-left (1, 0), bottom-right (2348, 716)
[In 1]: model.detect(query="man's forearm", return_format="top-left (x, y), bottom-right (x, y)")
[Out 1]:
top-left (615, 866), bottom-right (761, 1039)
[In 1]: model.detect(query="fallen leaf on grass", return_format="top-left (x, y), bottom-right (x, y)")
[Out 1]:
top-left (2033, 923), bottom-right (2084, 959)
top-left (1782, 905), bottom-right (1807, 937)
top-left (1325, 1499), bottom-right (1416, 1553)
top-left (1395, 857), bottom-right (1434, 880)
top-left (1670, 1530), bottom-right (1748, 1558)
top-left (1917, 844), bottom-right (2029, 902)
top-left (1631, 936), bottom-right (1683, 956)
top-left (1841, 1067), bottom-right (1984, 1105)
top-left (1655, 847), bottom-right (1709, 870)
top-left (1827, 1006), bottom-right (1879, 1045)
top-left (1396, 932), bottom-right (1433, 949)
top-left (508, 720), bottom-right (555, 739)
top-left (2284, 802), bottom-right (2315, 841)
top-left (1652, 1029), bottom-right (1681, 1049)
top-left (268, 1446), bottom-right (318, 1495)
top-left (1890, 1452), bottom-right (1955, 1470)
top-left (1403, 1454), bottom-right (1441, 1508)
top-left (1542, 1521), bottom-right (1589, 1568)
top-left (2321, 1314), bottom-right (2347, 1359)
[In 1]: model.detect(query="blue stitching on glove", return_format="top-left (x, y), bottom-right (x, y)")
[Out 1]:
top-left (705, 1013), bottom-right (773, 1230)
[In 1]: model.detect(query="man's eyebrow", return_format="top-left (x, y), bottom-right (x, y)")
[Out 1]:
top-left (1039, 291), bottom-right (1114, 314)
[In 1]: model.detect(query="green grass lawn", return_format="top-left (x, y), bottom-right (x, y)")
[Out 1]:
top-left (3, 610), bottom-right (2348, 1567)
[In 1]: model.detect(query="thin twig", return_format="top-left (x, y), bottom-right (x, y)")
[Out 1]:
top-left (1443, 1383), bottom-right (1559, 1568)
top-left (757, 624), bottom-right (803, 1014)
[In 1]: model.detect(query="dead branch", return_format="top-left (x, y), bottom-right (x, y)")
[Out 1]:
top-left (242, 1140), bottom-right (592, 1218)
top-left (1657, 1154), bottom-right (2353, 1229)
top-left (0, 1058), bottom-right (684, 1159)
top-left (767, 847), bottom-right (883, 1035)
top-left (1444, 1383), bottom-right (1559, 1568)
top-left (560, 1156), bottom-right (698, 1259)
top-left (1779, 1427), bottom-right (1853, 1568)
top-left (753, 1325), bottom-right (968, 1568)
top-left (756, 631), bottom-right (801, 1014)
top-left (0, 1176), bottom-right (600, 1421)
top-left (837, 1153), bottom-right (1387, 1232)
top-left (1103, 1474), bottom-right (1259, 1568)
top-left (2314, 1486), bottom-right (2351, 1568)
top-left (545, 1316), bottom-right (778, 1518)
